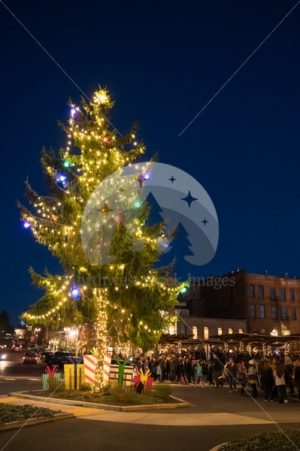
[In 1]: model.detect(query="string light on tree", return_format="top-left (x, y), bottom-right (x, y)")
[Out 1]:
top-left (93, 89), bottom-right (110, 105)
top-left (55, 173), bottom-right (68, 188)
top-left (63, 158), bottom-right (74, 168)
top-left (133, 199), bottom-right (142, 209)
top-left (22, 220), bottom-right (32, 229)
top-left (69, 285), bottom-right (81, 300)
top-left (70, 105), bottom-right (80, 118)
top-left (179, 281), bottom-right (190, 295)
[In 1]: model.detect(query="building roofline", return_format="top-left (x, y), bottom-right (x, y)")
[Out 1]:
top-left (208, 269), bottom-right (300, 282)
top-left (246, 272), bottom-right (300, 281)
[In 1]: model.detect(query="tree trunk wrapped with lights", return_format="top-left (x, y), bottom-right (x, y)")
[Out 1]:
top-left (94, 288), bottom-right (108, 390)
top-left (19, 87), bottom-right (183, 387)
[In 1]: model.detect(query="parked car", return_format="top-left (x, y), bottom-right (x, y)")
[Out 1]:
top-left (41, 351), bottom-right (54, 364)
top-left (50, 352), bottom-right (75, 368)
top-left (22, 352), bottom-right (38, 364)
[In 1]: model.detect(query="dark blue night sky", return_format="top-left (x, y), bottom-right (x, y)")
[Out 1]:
top-left (0, 0), bottom-right (300, 322)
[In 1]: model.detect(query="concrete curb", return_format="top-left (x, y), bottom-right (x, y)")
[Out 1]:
top-left (9, 392), bottom-right (191, 412)
top-left (0, 413), bottom-right (74, 431)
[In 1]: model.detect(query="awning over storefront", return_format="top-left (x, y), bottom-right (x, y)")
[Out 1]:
top-left (159, 332), bottom-right (300, 348)
top-left (210, 332), bottom-right (300, 345)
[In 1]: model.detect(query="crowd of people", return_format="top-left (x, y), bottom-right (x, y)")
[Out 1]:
top-left (134, 349), bottom-right (300, 404)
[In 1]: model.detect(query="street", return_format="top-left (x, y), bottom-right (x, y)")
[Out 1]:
top-left (0, 351), bottom-right (44, 376)
top-left (0, 350), bottom-right (43, 394)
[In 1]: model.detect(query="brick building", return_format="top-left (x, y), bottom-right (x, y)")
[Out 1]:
top-left (245, 272), bottom-right (300, 335)
top-left (186, 270), bottom-right (300, 336)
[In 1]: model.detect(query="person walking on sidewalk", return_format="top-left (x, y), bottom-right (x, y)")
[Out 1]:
top-left (224, 357), bottom-right (236, 392)
top-left (195, 360), bottom-right (205, 386)
top-left (261, 360), bottom-right (274, 401)
top-left (236, 360), bottom-right (247, 395)
top-left (273, 362), bottom-right (288, 404)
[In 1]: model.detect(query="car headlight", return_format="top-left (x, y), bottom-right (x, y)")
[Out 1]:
top-left (1, 354), bottom-right (7, 359)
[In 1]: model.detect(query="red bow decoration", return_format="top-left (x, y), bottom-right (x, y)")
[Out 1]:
top-left (45, 365), bottom-right (58, 378)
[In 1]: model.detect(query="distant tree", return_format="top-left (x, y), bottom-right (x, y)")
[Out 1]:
top-left (0, 310), bottom-right (14, 334)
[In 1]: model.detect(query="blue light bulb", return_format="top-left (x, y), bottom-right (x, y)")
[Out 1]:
top-left (70, 285), bottom-right (81, 300)
top-left (23, 221), bottom-right (31, 229)
top-left (56, 173), bottom-right (68, 188)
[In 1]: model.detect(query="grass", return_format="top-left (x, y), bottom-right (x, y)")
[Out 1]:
top-left (29, 384), bottom-right (177, 406)
top-left (220, 431), bottom-right (300, 450)
top-left (0, 404), bottom-right (61, 424)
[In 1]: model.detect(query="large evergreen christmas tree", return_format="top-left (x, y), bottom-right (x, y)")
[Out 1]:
top-left (19, 88), bottom-right (181, 388)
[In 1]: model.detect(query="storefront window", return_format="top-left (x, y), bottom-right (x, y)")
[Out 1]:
top-left (192, 326), bottom-right (198, 339)
top-left (204, 326), bottom-right (209, 340)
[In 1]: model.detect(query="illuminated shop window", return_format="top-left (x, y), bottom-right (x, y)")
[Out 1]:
top-left (204, 326), bottom-right (209, 340)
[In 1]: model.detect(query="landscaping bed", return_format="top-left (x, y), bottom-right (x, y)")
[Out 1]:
top-left (27, 384), bottom-right (177, 406)
top-left (218, 430), bottom-right (300, 451)
top-left (0, 404), bottom-right (72, 431)
top-left (0, 404), bottom-right (62, 423)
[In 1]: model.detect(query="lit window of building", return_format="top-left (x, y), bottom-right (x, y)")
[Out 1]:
top-left (217, 327), bottom-right (222, 335)
top-left (168, 324), bottom-right (175, 335)
top-left (228, 328), bottom-right (233, 335)
top-left (238, 328), bottom-right (244, 334)
top-left (204, 326), bottom-right (209, 340)
top-left (192, 326), bottom-right (198, 339)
